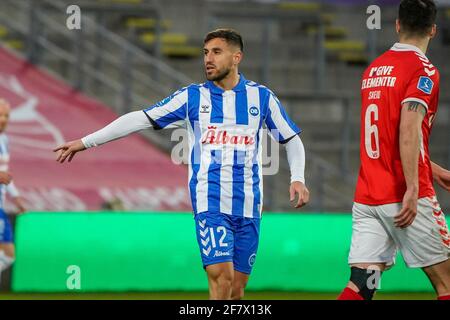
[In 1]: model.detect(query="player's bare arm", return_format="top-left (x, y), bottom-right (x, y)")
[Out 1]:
top-left (286, 135), bottom-right (310, 208)
top-left (396, 101), bottom-right (426, 228)
top-left (431, 161), bottom-right (450, 192)
top-left (54, 110), bottom-right (151, 163)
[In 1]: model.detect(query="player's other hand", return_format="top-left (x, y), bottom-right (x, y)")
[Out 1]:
top-left (53, 139), bottom-right (86, 163)
top-left (395, 187), bottom-right (418, 229)
top-left (290, 181), bottom-right (310, 209)
top-left (434, 168), bottom-right (450, 192)
top-left (0, 171), bottom-right (12, 185)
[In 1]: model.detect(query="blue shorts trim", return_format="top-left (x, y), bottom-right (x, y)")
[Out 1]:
top-left (194, 212), bottom-right (260, 274)
top-left (0, 209), bottom-right (13, 243)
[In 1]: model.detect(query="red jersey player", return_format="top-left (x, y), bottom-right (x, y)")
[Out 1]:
top-left (338, 0), bottom-right (450, 300)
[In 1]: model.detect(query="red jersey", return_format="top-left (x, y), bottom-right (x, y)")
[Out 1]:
top-left (354, 43), bottom-right (439, 205)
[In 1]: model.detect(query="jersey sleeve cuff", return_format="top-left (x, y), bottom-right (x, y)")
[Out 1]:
top-left (81, 136), bottom-right (96, 149)
top-left (401, 98), bottom-right (429, 111)
top-left (291, 176), bottom-right (305, 184)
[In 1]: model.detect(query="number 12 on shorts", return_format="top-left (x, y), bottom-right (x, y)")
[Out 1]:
top-left (210, 226), bottom-right (228, 248)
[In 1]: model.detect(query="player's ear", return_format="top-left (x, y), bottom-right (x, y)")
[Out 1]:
top-left (430, 24), bottom-right (437, 39)
top-left (395, 19), bottom-right (401, 35)
top-left (233, 51), bottom-right (243, 66)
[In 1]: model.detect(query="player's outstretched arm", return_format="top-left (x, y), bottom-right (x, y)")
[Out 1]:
top-left (396, 101), bottom-right (426, 228)
top-left (285, 135), bottom-right (310, 208)
top-left (431, 161), bottom-right (450, 192)
top-left (54, 110), bottom-right (152, 163)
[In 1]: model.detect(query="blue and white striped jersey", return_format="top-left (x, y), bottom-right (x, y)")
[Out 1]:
top-left (0, 133), bottom-right (19, 210)
top-left (143, 74), bottom-right (301, 218)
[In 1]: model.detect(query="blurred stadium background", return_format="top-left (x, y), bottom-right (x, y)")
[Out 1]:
top-left (0, 0), bottom-right (449, 300)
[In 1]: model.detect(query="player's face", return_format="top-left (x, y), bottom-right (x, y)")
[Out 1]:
top-left (0, 103), bottom-right (10, 133)
top-left (203, 38), bottom-right (241, 82)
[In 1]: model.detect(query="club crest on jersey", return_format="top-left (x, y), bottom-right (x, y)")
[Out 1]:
top-left (200, 105), bottom-right (211, 113)
top-left (417, 76), bottom-right (434, 95)
top-left (249, 106), bottom-right (259, 117)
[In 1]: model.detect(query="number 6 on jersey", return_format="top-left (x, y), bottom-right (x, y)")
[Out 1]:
top-left (365, 104), bottom-right (380, 159)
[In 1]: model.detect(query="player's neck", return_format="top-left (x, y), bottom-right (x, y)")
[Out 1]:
top-left (213, 71), bottom-right (240, 91)
top-left (399, 38), bottom-right (429, 55)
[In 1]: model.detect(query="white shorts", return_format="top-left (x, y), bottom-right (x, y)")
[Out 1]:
top-left (348, 196), bottom-right (450, 268)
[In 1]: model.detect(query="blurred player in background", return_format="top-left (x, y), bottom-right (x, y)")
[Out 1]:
top-left (0, 99), bottom-right (26, 281)
top-left (54, 29), bottom-right (309, 300)
top-left (338, 0), bottom-right (450, 300)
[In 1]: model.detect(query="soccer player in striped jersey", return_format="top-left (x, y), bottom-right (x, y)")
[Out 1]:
top-left (0, 99), bottom-right (27, 281)
top-left (54, 29), bottom-right (309, 300)
top-left (338, 0), bottom-right (450, 300)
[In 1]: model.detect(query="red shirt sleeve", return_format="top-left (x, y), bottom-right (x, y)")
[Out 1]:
top-left (402, 63), bottom-right (438, 111)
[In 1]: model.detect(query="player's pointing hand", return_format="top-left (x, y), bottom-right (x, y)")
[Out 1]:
top-left (290, 181), bottom-right (310, 209)
top-left (53, 139), bottom-right (86, 163)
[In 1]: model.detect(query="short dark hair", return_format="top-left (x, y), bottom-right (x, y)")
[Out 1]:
top-left (399, 0), bottom-right (437, 37)
top-left (204, 29), bottom-right (244, 52)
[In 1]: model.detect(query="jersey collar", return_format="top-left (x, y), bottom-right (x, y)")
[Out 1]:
top-left (206, 73), bottom-right (247, 94)
top-left (390, 42), bottom-right (427, 57)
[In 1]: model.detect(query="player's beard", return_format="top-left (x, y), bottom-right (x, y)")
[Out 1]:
top-left (205, 66), bottom-right (231, 82)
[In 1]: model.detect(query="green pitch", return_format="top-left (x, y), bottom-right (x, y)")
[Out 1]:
top-left (0, 291), bottom-right (436, 300)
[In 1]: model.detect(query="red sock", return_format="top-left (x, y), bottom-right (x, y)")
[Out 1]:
top-left (438, 295), bottom-right (450, 300)
top-left (337, 287), bottom-right (364, 300)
